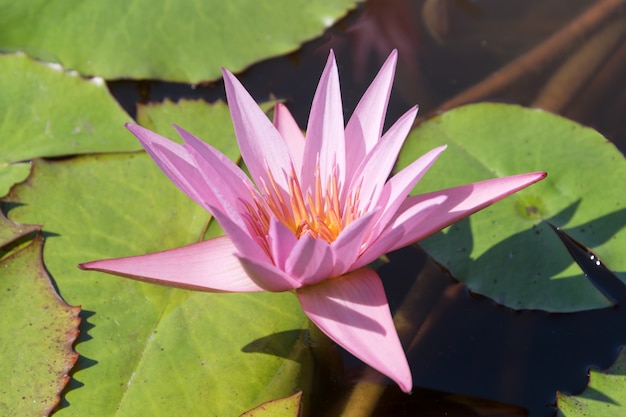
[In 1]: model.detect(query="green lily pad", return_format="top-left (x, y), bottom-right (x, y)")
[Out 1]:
top-left (5, 155), bottom-right (311, 417)
top-left (0, 53), bottom-right (137, 196)
top-left (136, 98), bottom-right (275, 163)
top-left (0, 235), bottom-right (81, 417)
top-left (240, 391), bottom-right (302, 417)
top-left (0, 0), bottom-right (358, 83)
top-left (3, 98), bottom-right (312, 415)
top-left (0, 210), bottom-right (39, 249)
top-left (396, 103), bottom-right (626, 312)
top-left (556, 346), bottom-right (626, 416)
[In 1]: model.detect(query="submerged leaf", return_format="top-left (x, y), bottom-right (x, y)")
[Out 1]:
top-left (0, 235), bottom-right (80, 417)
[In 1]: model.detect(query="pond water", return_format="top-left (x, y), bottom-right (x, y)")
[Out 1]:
top-left (108, 1), bottom-right (626, 416)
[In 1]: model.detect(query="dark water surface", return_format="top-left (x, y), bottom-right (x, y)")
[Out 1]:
top-left (109, 1), bottom-right (626, 416)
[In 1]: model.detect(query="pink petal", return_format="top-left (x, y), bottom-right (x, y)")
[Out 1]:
top-left (354, 196), bottom-right (447, 269)
top-left (222, 69), bottom-right (293, 193)
top-left (128, 123), bottom-right (268, 263)
top-left (367, 146), bottom-right (447, 244)
top-left (181, 142), bottom-right (269, 263)
top-left (384, 172), bottom-right (547, 252)
top-left (79, 236), bottom-right (264, 292)
top-left (349, 106), bottom-right (419, 212)
top-left (344, 50), bottom-right (397, 180)
top-left (301, 51), bottom-right (346, 195)
top-left (273, 103), bottom-right (305, 174)
top-left (285, 234), bottom-right (335, 286)
top-left (197, 195), bottom-right (270, 264)
top-left (126, 124), bottom-right (215, 212)
top-left (267, 217), bottom-right (298, 270)
top-left (297, 268), bottom-right (412, 393)
top-left (237, 254), bottom-right (302, 292)
top-left (330, 210), bottom-right (379, 276)
top-left (174, 124), bottom-right (256, 200)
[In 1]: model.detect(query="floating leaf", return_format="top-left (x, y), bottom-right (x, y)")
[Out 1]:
top-left (0, 0), bottom-right (358, 83)
top-left (136, 98), bottom-right (275, 163)
top-left (557, 346), bottom-right (626, 416)
top-left (0, 53), bottom-right (137, 196)
top-left (396, 103), bottom-right (626, 312)
top-left (4, 107), bottom-right (311, 416)
top-left (0, 210), bottom-right (39, 249)
top-left (240, 391), bottom-right (302, 417)
top-left (0, 235), bottom-right (80, 417)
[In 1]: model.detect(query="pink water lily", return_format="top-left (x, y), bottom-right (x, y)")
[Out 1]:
top-left (80, 50), bottom-right (545, 393)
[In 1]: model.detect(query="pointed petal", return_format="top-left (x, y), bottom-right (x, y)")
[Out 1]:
top-left (330, 210), bottom-right (379, 276)
top-left (354, 195), bottom-right (447, 269)
top-left (175, 124), bottom-right (256, 200)
top-left (273, 103), bottom-right (305, 174)
top-left (180, 139), bottom-right (268, 262)
top-left (127, 123), bottom-right (268, 263)
top-left (302, 51), bottom-right (346, 193)
top-left (344, 50), bottom-right (398, 179)
top-left (197, 196), bottom-right (269, 263)
top-left (222, 69), bottom-right (293, 192)
top-left (237, 254), bottom-right (302, 292)
top-left (79, 236), bottom-right (264, 292)
top-left (367, 146), bottom-right (447, 243)
top-left (285, 234), bottom-right (335, 286)
top-left (384, 172), bottom-right (547, 252)
top-left (268, 217), bottom-right (298, 270)
top-left (349, 106), bottom-right (418, 211)
top-left (297, 268), bottom-right (412, 393)
top-left (126, 124), bottom-right (215, 212)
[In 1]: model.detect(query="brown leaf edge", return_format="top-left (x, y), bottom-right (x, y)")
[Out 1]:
top-left (240, 391), bottom-right (303, 417)
top-left (29, 234), bottom-right (81, 416)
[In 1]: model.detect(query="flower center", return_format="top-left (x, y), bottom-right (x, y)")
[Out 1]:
top-left (242, 165), bottom-right (362, 254)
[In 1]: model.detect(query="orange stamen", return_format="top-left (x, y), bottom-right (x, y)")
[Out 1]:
top-left (241, 162), bottom-right (364, 248)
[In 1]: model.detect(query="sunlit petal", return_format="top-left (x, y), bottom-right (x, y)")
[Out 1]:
top-left (237, 254), bottom-right (302, 292)
top-left (175, 124), bottom-right (256, 199)
top-left (126, 123), bottom-right (214, 212)
top-left (222, 68), bottom-right (293, 193)
top-left (268, 217), bottom-right (298, 270)
top-left (385, 172), bottom-right (547, 252)
top-left (297, 268), bottom-right (412, 393)
top-left (285, 234), bottom-right (335, 286)
top-left (273, 103), bottom-right (305, 174)
top-left (354, 196), bottom-right (447, 269)
top-left (80, 236), bottom-right (264, 292)
top-left (302, 51), bottom-right (346, 194)
top-left (331, 210), bottom-right (379, 276)
top-left (349, 106), bottom-right (418, 210)
top-left (344, 50), bottom-right (398, 180)
top-left (367, 145), bottom-right (447, 243)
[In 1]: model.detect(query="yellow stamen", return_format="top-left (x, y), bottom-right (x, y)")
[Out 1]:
top-left (242, 163), bottom-right (363, 249)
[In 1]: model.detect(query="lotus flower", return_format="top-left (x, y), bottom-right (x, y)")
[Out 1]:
top-left (80, 50), bottom-right (545, 393)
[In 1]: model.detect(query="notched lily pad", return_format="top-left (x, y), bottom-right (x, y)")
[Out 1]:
top-left (396, 103), bottom-right (626, 312)
top-left (5, 153), bottom-right (311, 417)
top-left (0, 209), bottom-right (39, 249)
top-left (557, 346), bottom-right (626, 416)
top-left (0, 234), bottom-right (80, 417)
